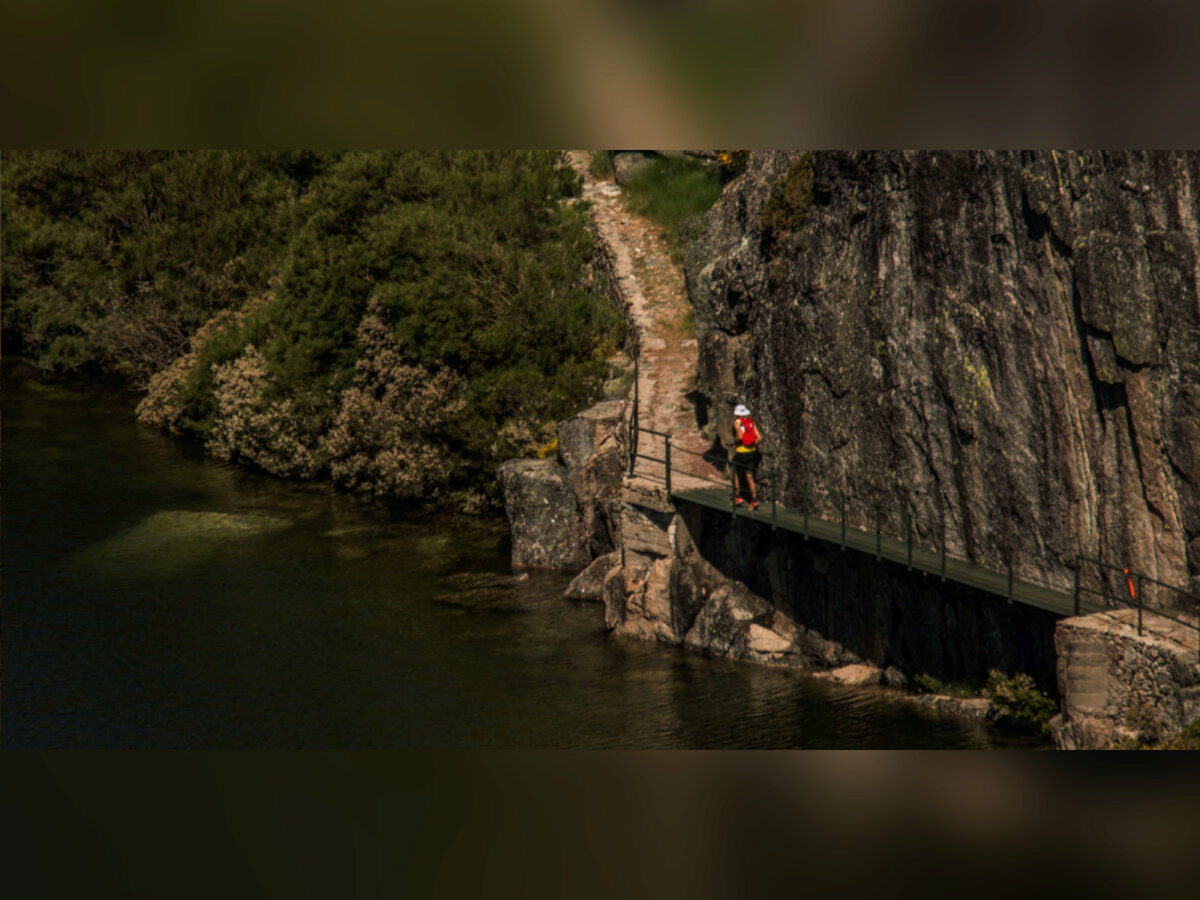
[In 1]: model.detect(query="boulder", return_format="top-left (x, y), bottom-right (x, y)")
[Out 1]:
top-left (622, 557), bottom-right (678, 642)
top-left (558, 400), bottom-right (627, 557)
top-left (602, 562), bottom-right (629, 630)
top-left (495, 458), bottom-right (590, 571)
top-left (497, 400), bottom-right (628, 572)
top-left (565, 551), bottom-right (620, 601)
top-left (683, 582), bottom-right (770, 657)
top-left (745, 623), bottom-right (802, 665)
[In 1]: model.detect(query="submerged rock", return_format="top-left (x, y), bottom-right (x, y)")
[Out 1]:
top-left (442, 571), bottom-right (523, 591)
top-left (816, 663), bottom-right (884, 687)
top-left (103, 509), bottom-right (289, 542)
top-left (320, 525), bottom-right (377, 538)
top-left (75, 509), bottom-right (292, 574)
top-left (434, 587), bottom-right (531, 615)
top-left (433, 573), bottom-right (535, 614)
top-left (434, 573), bottom-right (542, 619)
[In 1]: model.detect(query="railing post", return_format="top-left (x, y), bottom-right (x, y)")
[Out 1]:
top-left (940, 521), bottom-right (947, 582)
top-left (905, 510), bottom-right (912, 571)
top-left (771, 468), bottom-right (777, 530)
top-left (875, 504), bottom-right (881, 560)
top-left (1136, 572), bottom-right (1143, 636)
top-left (803, 480), bottom-right (810, 540)
top-left (631, 353), bottom-right (639, 474)
top-left (633, 349), bottom-right (639, 414)
top-left (840, 491), bottom-right (846, 549)
top-left (1073, 559), bottom-right (1080, 616)
top-left (664, 436), bottom-right (672, 496)
top-left (1007, 551), bottom-right (1014, 604)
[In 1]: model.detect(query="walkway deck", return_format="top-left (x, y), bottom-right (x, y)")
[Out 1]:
top-left (672, 486), bottom-right (1106, 619)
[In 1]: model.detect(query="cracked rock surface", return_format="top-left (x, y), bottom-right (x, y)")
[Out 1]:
top-left (687, 151), bottom-right (1200, 604)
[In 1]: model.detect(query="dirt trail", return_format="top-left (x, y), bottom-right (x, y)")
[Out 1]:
top-left (566, 151), bottom-right (723, 493)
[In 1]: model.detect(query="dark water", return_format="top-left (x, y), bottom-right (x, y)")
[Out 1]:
top-left (2, 366), bottom-right (1037, 748)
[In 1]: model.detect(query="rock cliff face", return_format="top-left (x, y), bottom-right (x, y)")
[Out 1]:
top-left (686, 151), bottom-right (1200, 606)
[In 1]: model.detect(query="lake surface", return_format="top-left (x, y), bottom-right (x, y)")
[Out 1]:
top-left (2, 365), bottom-right (1037, 748)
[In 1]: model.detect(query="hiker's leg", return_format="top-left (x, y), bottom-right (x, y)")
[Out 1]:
top-left (745, 452), bottom-right (761, 503)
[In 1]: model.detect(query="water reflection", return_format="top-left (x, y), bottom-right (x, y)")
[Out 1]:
top-left (3, 365), bottom-right (1037, 749)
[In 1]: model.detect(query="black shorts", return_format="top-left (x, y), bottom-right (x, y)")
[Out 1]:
top-left (732, 449), bottom-right (761, 474)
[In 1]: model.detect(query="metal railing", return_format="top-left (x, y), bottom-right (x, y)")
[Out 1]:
top-left (627, 424), bottom-right (1200, 658)
top-left (1074, 555), bottom-right (1199, 651)
top-left (626, 346), bottom-right (640, 475)
top-left (628, 424), bottom-right (776, 512)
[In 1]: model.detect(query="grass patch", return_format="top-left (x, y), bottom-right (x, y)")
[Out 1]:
top-left (677, 305), bottom-right (695, 338)
top-left (761, 152), bottom-right (814, 239)
top-left (588, 151), bottom-right (615, 180)
top-left (619, 155), bottom-right (724, 261)
top-left (912, 673), bottom-right (978, 699)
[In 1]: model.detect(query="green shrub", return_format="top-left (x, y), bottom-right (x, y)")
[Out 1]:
top-left (912, 673), bottom-right (978, 699)
top-left (1166, 719), bottom-right (1200, 750)
top-left (588, 151), bottom-right (615, 180)
top-left (1124, 703), bottom-right (1163, 747)
top-left (761, 152), bottom-right (814, 238)
top-left (124, 151), bottom-right (622, 507)
top-left (717, 150), bottom-right (748, 179)
top-left (619, 155), bottom-right (724, 261)
top-left (984, 670), bottom-right (1057, 729)
top-left (1, 150), bottom-right (326, 384)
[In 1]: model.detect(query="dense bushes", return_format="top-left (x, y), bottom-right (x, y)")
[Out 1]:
top-left (2, 151), bottom-right (325, 384)
top-left (5, 151), bottom-right (625, 508)
top-left (983, 669), bottom-right (1057, 730)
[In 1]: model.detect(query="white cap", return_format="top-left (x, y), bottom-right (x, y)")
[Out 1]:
top-left (734, 404), bottom-right (750, 417)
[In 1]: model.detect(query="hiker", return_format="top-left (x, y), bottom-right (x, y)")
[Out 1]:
top-left (731, 403), bottom-right (763, 509)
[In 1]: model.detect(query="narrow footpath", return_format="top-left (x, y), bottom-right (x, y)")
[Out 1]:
top-left (565, 151), bottom-right (723, 494)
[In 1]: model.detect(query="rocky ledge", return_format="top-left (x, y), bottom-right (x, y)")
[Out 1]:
top-left (1051, 608), bottom-right (1200, 749)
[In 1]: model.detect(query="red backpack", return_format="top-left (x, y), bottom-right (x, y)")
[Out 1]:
top-left (739, 417), bottom-right (759, 447)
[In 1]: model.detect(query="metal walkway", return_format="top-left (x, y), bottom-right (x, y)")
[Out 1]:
top-left (629, 423), bottom-right (1200, 653)
top-left (673, 486), bottom-right (1101, 618)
